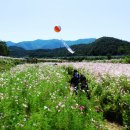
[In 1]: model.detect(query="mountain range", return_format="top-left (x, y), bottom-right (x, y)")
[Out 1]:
top-left (6, 38), bottom-right (96, 50)
top-left (8, 37), bottom-right (130, 58)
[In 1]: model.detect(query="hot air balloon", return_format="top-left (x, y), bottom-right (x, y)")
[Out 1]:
top-left (54, 25), bottom-right (74, 54)
top-left (54, 26), bottom-right (61, 32)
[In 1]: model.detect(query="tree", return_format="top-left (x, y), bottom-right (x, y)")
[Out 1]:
top-left (0, 41), bottom-right (9, 56)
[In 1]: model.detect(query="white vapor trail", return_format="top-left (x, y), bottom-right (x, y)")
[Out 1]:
top-left (61, 40), bottom-right (74, 54)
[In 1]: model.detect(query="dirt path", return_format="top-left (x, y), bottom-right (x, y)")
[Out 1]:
top-left (105, 122), bottom-right (123, 130)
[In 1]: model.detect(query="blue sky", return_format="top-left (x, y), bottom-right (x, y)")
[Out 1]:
top-left (0, 0), bottom-right (130, 42)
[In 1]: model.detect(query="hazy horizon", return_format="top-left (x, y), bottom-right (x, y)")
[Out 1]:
top-left (6, 36), bottom-right (130, 44)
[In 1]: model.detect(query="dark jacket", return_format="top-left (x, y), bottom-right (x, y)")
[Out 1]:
top-left (70, 72), bottom-right (80, 86)
top-left (80, 75), bottom-right (89, 90)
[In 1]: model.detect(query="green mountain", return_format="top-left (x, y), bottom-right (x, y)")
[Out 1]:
top-left (86, 37), bottom-right (130, 56)
top-left (9, 37), bottom-right (130, 58)
top-left (9, 46), bottom-right (28, 57)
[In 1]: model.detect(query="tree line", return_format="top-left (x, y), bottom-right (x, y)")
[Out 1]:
top-left (0, 41), bottom-right (9, 56)
top-left (2, 37), bottom-right (130, 58)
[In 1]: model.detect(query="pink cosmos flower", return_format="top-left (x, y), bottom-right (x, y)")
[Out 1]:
top-left (79, 106), bottom-right (85, 111)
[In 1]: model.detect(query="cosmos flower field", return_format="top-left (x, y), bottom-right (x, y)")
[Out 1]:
top-left (59, 62), bottom-right (130, 78)
top-left (0, 62), bottom-right (130, 130)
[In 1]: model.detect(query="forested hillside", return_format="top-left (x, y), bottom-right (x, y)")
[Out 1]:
top-left (0, 41), bottom-right (9, 56)
top-left (9, 37), bottom-right (130, 58)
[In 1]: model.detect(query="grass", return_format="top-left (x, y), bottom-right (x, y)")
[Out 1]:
top-left (0, 57), bottom-right (25, 72)
top-left (0, 61), bottom-right (130, 129)
top-left (0, 64), bottom-right (103, 130)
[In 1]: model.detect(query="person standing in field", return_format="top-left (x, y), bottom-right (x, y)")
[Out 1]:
top-left (80, 74), bottom-right (90, 99)
top-left (70, 69), bottom-right (80, 94)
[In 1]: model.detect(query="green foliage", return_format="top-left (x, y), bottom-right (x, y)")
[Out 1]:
top-left (77, 68), bottom-right (130, 128)
top-left (0, 57), bottom-right (25, 72)
top-left (0, 64), bottom-right (104, 130)
top-left (91, 75), bottom-right (130, 128)
top-left (1, 60), bottom-right (129, 129)
top-left (123, 55), bottom-right (130, 63)
top-left (0, 41), bottom-right (9, 56)
top-left (63, 65), bottom-right (75, 75)
top-left (107, 54), bottom-right (112, 60)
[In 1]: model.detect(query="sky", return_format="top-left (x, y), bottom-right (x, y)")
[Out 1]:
top-left (0, 0), bottom-right (130, 42)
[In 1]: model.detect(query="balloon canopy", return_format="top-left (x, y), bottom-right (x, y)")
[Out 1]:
top-left (54, 26), bottom-right (61, 32)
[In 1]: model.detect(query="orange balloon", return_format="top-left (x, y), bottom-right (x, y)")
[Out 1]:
top-left (54, 26), bottom-right (61, 32)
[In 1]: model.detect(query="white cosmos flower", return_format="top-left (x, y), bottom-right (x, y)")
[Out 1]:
top-left (44, 106), bottom-right (48, 110)
top-left (22, 103), bottom-right (28, 108)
